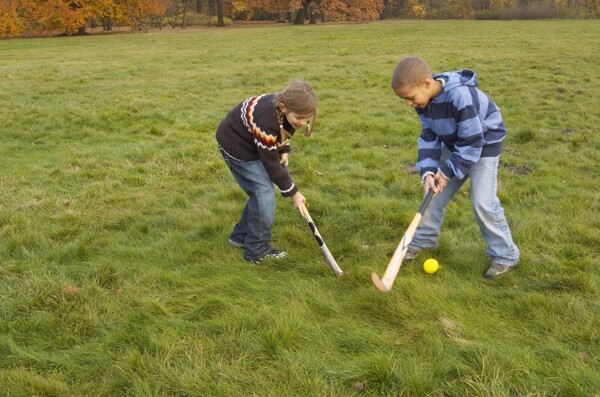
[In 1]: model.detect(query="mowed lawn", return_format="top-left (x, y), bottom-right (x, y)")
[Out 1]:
top-left (0, 20), bottom-right (599, 396)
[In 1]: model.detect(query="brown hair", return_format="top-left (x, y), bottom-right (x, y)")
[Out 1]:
top-left (391, 56), bottom-right (432, 90)
top-left (274, 80), bottom-right (317, 137)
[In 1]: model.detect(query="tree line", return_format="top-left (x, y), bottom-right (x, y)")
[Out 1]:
top-left (1, 0), bottom-right (598, 38)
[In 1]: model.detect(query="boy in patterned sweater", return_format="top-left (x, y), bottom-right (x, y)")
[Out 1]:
top-left (216, 80), bottom-right (315, 264)
top-left (391, 56), bottom-right (519, 278)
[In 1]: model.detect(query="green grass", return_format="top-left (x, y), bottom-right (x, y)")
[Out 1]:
top-left (1, 20), bottom-right (599, 396)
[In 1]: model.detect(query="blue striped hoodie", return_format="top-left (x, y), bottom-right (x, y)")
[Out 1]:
top-left (416, 70), bottom-right (506, 180)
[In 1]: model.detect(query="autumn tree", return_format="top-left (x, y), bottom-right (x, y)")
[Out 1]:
top-left (292, 0), bottom-right (311, 24)
top-left (380, 0), bottom-right (408, 18)
top-left (229, 0), bottom-right (290, 21)
top-left (0, 0), bottom-right (96, 36)
top-left (0, 0), bottom-right (167, 37)
top-left (0, 0), bottom-right (25, 38)
top-left (320, 0), bottom-right (384, 21)
top-left (118, 0), bottom-right (167, 29)
top-left (2, 0), bottom-right (598, 38)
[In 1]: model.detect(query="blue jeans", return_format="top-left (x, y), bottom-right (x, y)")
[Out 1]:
top-left (411, 149), bottom-right (520, 266)
top-left (220, 148), bottom-right (276, 261)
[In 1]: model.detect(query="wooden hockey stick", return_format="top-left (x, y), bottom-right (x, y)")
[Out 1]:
top-left (371, 188), bottom-right (435, 292)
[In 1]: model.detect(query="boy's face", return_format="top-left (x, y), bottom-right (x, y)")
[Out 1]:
top-left (394, 79), bottom-right (436, 109)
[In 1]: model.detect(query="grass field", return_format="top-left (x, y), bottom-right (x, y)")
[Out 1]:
top-left (1, 19), bottom-right (599, 396)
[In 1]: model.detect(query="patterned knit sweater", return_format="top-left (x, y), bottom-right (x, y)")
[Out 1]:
top-left (416, 70), bottom-right (506, 180)
top-left (216, 94), bottom-right (298, 197)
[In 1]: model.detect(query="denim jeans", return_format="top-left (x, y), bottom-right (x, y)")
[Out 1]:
top-left (411, 149), bottom-right (520, 266)
top-left (220, 148), bottom-right (276, 261)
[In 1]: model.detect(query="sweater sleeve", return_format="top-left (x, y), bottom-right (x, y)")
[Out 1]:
top-left (257, 145), bottom-right (297, 197)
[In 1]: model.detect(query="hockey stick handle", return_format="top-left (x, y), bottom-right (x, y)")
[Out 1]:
top-left (371, 188), bottom-right (436, 292)
top-left (302, 206), bottom-right (344, 277)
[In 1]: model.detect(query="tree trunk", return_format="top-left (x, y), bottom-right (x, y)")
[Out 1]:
top-left (309, 8), bottom-right (317, 24)
top-left (103, 18), bottom-right (113, 31)
top-left (294, 1), bottom-right (310, 24)
top-left (380, 0), bottom-right (389, 19)
top-left (217, 0), bottom-right (225, 27)
top-left (196, 0), bottom-right (202, 13)
top-left (395, 0), bottom-right (406, 17)
top-left (181, 0), bottom-right (189, 28)
top-left (293, 8), bottom-right (305, 24)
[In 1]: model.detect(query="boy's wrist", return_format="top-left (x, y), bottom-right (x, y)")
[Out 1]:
top-left (438, 163), bottom-right (455, 180)
top-left (420, 171), bottom-right (435, 184)
top-left (438, 169), bottom-right (450, 180)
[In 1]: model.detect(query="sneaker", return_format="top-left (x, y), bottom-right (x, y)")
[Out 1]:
top-left (245, 248), bottom-right (287, 264)
top-left (484, 263), bottom-right (513, 279)
top-left (265, 248), bottom-right (287, 259)
top-left (404, 246), bottom-right (420, 260)
top-left (228, 238), bottom-right (245, 249)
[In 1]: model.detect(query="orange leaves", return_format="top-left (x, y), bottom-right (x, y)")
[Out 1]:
top-left (31, 0), bottom-right (92, 34)
top-left (1, 0), bottom-right (386, 38)
top-left (121, 0), bottom-right (166, 22)
top-left (288, 0), bottom-right (304, 10)
top-left (0, 0), bottom-right (167, 37)
top-left (0, 0), bottom-right (27, 38)
top-left (143, 0), bottom-right (167, 16)
top-left (0, 0), bottom-right (91, 36)
top-left (1, 0), bottom-right (598, 37)
top-left (321, 0), bottom-right (385, 21)
top-left (230, 0), bottom-right (293, 19)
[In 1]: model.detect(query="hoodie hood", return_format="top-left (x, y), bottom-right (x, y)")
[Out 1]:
top-left (434, 70), bottom-right (478, 92)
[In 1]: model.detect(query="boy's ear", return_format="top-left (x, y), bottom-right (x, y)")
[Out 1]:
top-left (278, 103), bottom-right (287, 113)
top-left (423, 78), bottom-right (435, 89)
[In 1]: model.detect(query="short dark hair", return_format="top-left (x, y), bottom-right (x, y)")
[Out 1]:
top-left (391, 56), bottom-right (432, 90)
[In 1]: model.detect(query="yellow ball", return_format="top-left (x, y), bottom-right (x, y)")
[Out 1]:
top-left (423, 258), bottom-right (439, 274)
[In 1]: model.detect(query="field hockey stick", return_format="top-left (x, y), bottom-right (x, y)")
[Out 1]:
top-left (371, 187), bottom-right (436, 292)
top-left (301, 205), bottom-right (344, 277)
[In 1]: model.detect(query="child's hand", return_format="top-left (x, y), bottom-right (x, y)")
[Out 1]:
top-left (433, 171), bottom-right (449, 193)
top-left (280, 153), bottom-right (289, 167)
top-left (291, 191), bottom-right (307, 216)
top-left (424, 174), bottom-right (438, 195)
top-left (424, 173), bottom-right (447, 195)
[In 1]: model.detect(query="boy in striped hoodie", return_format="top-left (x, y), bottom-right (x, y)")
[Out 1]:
top-left (391, 56), bottom-right (519, 279)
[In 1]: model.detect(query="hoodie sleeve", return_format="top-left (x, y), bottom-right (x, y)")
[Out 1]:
top-left (439, 87), bottom-right (484, 180)
top-left (416, 114), bottom-right (442, 178)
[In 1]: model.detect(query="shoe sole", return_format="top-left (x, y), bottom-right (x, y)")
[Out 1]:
top-left (484, 265), bottom-right (513, 279)
top-left (404, 249), bottom-right (420, 261)
top-left (245, 251), bottom-right (287, 264)
top-left (228, 239), bottom-right (245, 249)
